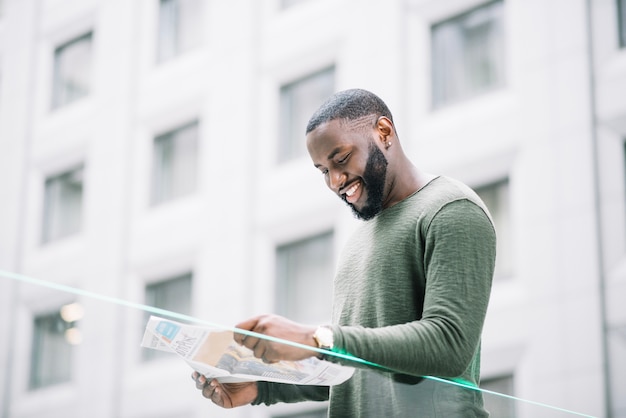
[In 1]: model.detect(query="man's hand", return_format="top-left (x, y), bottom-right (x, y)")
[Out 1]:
top-left (234, 314), bottom-right (319, 363)
top-left (192, 371), bottom-right (258, 408)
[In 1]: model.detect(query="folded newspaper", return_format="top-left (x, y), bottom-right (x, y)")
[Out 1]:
top-left (141, 316), bottom-right (355, 385)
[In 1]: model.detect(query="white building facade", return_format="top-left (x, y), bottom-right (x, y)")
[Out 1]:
top-left (0, 0), bottom-right (624, 417)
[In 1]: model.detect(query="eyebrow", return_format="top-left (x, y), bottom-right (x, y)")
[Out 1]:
top-left (326, 147), bottom-right (342, 161)
top-left (314, 147), bottom-right (343, 168)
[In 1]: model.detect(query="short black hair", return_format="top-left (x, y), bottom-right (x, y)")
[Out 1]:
top-left (306, 89), bottom-right (394, 134)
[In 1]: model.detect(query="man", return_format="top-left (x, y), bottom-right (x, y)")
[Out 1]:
top-left (193, 89), bottom-right (496, 417)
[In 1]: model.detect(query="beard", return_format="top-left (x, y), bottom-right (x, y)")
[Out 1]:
top-left (342, 142), bottom-right (388, 221)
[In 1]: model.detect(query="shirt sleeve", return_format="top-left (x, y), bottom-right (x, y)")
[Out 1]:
top-left (329, 199), bottom-right (496, 379)
top-left (252, 382), bottom-right (329, 406)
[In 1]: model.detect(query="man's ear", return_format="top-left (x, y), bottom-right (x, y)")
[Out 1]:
top-left (376, 116), bottom-right (394, 141)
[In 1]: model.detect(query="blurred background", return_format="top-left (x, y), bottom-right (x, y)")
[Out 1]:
top-left (0, 0), bottom-right (625, 417)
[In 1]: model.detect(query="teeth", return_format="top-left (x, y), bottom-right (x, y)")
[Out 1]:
top-left (346, 183), bottom-right (359, 197)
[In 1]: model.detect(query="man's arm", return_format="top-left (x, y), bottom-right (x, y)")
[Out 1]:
top-left (330, 199), bottom-right (496, 378)
top-left (193, 372), bottom-right (258, 408)
top-left (252, 381), bottom-right (330, 406)
top-left (192, 371), bottom-right (329, 408)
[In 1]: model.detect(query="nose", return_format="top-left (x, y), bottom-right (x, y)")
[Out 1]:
top-left (327, 170), bottom-right (345, 193)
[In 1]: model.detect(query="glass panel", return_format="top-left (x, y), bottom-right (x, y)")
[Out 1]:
top-left (481, 374), bottom-right (516, 417)
top-left (622, 140), bottom-right (626, 209)
top-left (279, 67), bottom-right (335, 163)
top-left (474, 179), bottom-right (513, 279)
top-left (177, 0), bottom-right (203, 53)
top-left (151, 120), bottom-right (199, 205)
top-left (157, 0), bottom-right (178, 63)
top-left (42, 165), bottom-right (84, 243)
top-left (52, 32), bottom-right (93, 109)
top-left (143, 272), bottom-right (193, 361)
top-left (157, 0), bottom-right (203, 63)
top-left (608, 324), bottom-right (626, 417)
top-left (276, 231), bottom-right (334, 325)
top-left (273, 408), bottom-right (328, 418)
top-left (0, 271), bottom-right (597, 417)
top-left (30, 305), bottom-right (80, 389)
top-left (431, 1), bottom-right (504, 108)
top-left (617, 0), bottom-right (626, 48)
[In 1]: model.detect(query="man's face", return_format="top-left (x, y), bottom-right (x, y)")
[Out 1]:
top-left (306, 120), bottom-right (389, 220)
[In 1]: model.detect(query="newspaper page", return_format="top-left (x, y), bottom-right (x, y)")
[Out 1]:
top-left (141, 316), bottom-right (355, 385)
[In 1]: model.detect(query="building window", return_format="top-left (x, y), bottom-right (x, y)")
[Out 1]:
top-left (52, 32), bottom-right (93, 109)
top-left (431, 1), bottom-right (504, 108)
top-left (276, 231), bottom-right (334, 325)
top-left (278, 67), bottom-right (335, 163)
top-left (617, 0), bottom-right (626, 48)
top-left (608, 324), bottom-right (626, 416)
top-left (474, 179), bottom-right (512, 279)
top-left (151, 120), bottom-right (199, 206)
top-left (30, 303), bottom-right (83, 389)
top-left (42, 165), bottom-right (84, 244)
top-left (481, 374), bottom-right (515, 417)
top-left (623, 139), bottom-right (626, 222)
top-left (157, 0), bottom-right (203, 63)
top-left (0, 72), bottom-right (3, 115)
top-left (143, 272), bottom-right (193, 361)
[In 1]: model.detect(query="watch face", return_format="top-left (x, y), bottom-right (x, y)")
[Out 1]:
top-left (315, 326), bottom-right (333, 349)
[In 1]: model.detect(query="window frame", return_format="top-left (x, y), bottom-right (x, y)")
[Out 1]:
top-left (142, 272), bottom-right (193, 361)
top-left (41, 164), bottom-right (85, 244)
top-left (430, 0), bottom-right (505, 109)
top-left (473, 177), bottom-right (513, 280)
top-left (156, 0), bottom-right (203, 63)
top-left (29, 307), bottom-right (77, 389)
top-left (619, 0), bottom-right (626, 48)
top-left (150, 119), bottom-right (199, 206)
top-left (275, 230), bottom-right (335, 325)
top-left (51, 31), bottom-right (93, 110)
top-left (278, 66), bottom-right (335, 163)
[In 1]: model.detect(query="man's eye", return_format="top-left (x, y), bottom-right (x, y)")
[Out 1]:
top-left (321, 169), bottom-right (329, 175)
top-left (337, 154), bottom-right (350, 164)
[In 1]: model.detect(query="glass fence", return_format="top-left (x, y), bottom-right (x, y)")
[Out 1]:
top-left (0, 270), bottom-right (598, 418)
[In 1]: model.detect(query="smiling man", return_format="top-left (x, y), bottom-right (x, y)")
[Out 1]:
top-left (313, 127), bottom-right (389, 220)
top-left (193, 89), bottom-right (497, 417)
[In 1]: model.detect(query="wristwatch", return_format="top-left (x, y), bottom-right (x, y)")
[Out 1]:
top-left (313, 325), bottom-right (334, 358)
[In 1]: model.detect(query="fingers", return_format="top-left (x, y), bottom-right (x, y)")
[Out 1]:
top-left (193, 375), bottom-right (228, 408)
top-left (240, 331), bottom-right (275, 363)
top-left (202, 380), bottom-right (223, 406)
top-left (232, 314), bottom-right (315, 363)
top-left (192, 373), bottom-right (216, 399)
top-left (239, 334), bottom-right (261, 351)
top-left (235, 315), bottom-right (276, 362)
top-left (233, 316), bottom-right (261, 346)
top-left (234, 317), bottom-right (268, 361)
top-left (253, 342), bottom-right (266, 361)
top-left (192, 371), bottom-right (205, 389)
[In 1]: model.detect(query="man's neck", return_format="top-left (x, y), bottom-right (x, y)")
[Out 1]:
top-left (384, 161), bottom-right (435, 210)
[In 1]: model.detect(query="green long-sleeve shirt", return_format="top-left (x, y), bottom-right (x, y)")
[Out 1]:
top-left (254, 176), bottom-right (496, 417)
